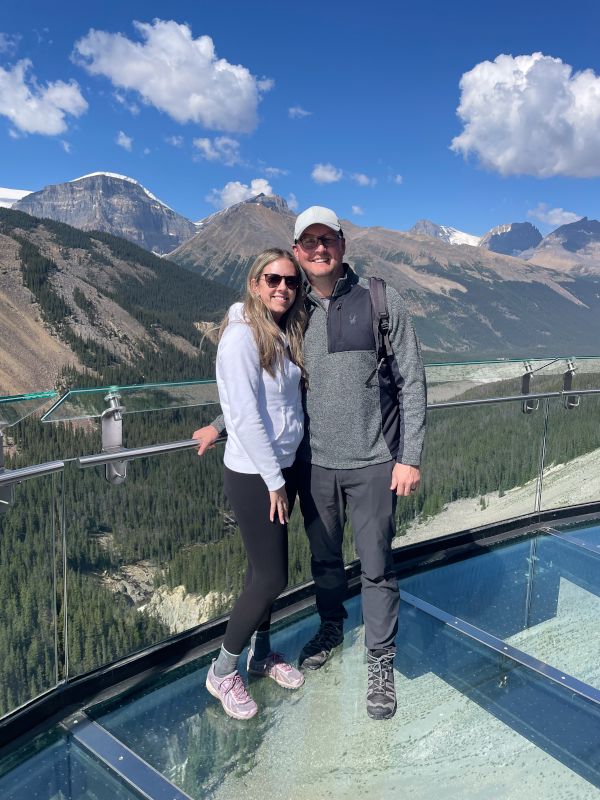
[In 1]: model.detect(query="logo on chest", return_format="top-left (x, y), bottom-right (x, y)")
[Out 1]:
top-left (349, 313), bottom-right (357, 325)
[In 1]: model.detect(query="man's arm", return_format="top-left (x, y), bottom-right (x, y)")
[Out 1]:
top-left (386, 287), bottom-right (427, 492)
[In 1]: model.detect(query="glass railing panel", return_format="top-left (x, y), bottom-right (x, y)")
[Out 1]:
top-left (0, 472), bottom-right (60, 717)
top-left (91, 593), bottom-right (600, 798)
top-left (394, 399), bottom-right (545, 547)
top-left (63, 441), bottom-right (232, 676)
top-left (401, 531), bottom-right (600, 689)
top-left (0, 391), bottom-right (57, 428)
top-left (42, 379), bottom-right (219, 423)
top-left (0, 729), bottom-right (144, 799)
top-left (425, 356), bottom-right (576, 404)
top-left (539, 394), bottom-right (600, 511)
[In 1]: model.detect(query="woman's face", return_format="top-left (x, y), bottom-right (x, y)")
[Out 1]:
top-left (252, 258), bottom-right (299, 322)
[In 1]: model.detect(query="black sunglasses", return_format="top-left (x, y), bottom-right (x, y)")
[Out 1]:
top-left (261, 273), bottom-right (300, 289)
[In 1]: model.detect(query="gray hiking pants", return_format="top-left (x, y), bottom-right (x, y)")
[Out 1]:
top-left (296, 460), bottom-right (399, 651)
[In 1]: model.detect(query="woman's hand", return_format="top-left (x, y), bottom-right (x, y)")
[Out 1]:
top-left (269, 486), bottom-right (289, 524)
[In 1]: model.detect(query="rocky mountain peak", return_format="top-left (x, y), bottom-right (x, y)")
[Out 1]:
top-left (243, 193), bottom-right (289, 213)
top-left (409, 219), bottom-right (480, 247)
top-left (13, 173), bottom-right (197, 255)
top-left (479, 222), bottom-right (542, 257)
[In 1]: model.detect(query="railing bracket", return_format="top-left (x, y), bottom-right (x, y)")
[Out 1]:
top-left (521, 362), bottom-right (539, 414)
top-left (562, 359), bottom-right (580, 410)
top-left (101, 390), bottom-right (128, 485)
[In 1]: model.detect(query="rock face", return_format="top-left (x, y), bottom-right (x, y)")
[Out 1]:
top-left (409, 219), bottom-right (480, 247)
top-left (13, 173), bottom-right (197, 255)
top-left (142, 585), bottom-right (233, 634)
top-left (525, 217), bottom-right (600, 273)
top-left (479, 222), bottom-right (542, 257)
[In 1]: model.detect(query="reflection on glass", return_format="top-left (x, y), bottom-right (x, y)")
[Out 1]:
top-left (394, 401), bottom-right (544, 547)
top-left (0, 391), bottom-right (57, 429)
top-left (92, 594), bottom-right (600, 799)
top-left (402, 531), bottom-right (600, 690)
top-left (540, 395), bottom-right (600, 511)
top-left (0, 729), bottom-right (143, 800)
top-left (42, 380), bottom-right (219, 423)
top-left (0, 474), bottom-right (58, 716)
top-left (551, 521), bottom-right (600, 549)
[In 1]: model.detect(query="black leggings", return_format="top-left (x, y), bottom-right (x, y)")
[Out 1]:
top-left (222, 465), bottom-right (297, 655)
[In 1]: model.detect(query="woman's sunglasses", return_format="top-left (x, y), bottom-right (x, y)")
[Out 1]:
top-left (261, 273), bottom-right (300, 289)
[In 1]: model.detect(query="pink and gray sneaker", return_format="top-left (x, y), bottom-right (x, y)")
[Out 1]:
top-left (247, 650), bottom-right (305, 689)
top-left (206, 662), bottom-right (258, 720)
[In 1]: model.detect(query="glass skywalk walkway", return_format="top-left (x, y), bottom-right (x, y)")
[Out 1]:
top-left (1, 357), bottom-right (599, 798)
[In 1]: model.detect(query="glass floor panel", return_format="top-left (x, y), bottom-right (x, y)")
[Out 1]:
top-left (92, 592), bottom-right (600, 799)
top-left (551, 521), bottom-right (600, 550)
top-left (0, 729), bottom-right (143, 800)
top-left (400, 532), bottom-right (600, 690)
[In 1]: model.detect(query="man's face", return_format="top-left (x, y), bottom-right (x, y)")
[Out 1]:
top-left (293, 223), bottom-right (346, 284)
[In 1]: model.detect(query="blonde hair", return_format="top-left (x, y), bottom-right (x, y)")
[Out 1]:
top-left (220, 248), bottom-right (307, 380)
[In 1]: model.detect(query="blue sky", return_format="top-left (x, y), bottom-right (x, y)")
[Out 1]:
top-left (2, 0), bottom-right (600, 235)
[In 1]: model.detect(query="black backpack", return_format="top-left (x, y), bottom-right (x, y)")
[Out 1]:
top-left (366, 276), bottom-right (394, 385)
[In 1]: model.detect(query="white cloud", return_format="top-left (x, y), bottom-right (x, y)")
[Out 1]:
top-left (116, 130), bottom-right (133, 151)
top-left (166, 135), bottom-right (183, 147)
top-left (352, 205), bottom-right (364, 215)
top-left (393, 173), bottom-right (403, 184)
top-left (61, 140), bottom-right (71, 153)
top-left (287, 192), bottom-right (298, 211)
top-left (352, 172), bottom-right (377, 187)
top-left (193, 135), bottom-right (241, 165)
top-left (528, 203), bottom-right (582, 227)
top-left (0, 32), bottom-right (20, 55)
top-left (311, 163), bottom-right (343, 184)
top-left (452, 52), bottom-right (600, 178)
top-left (206, 177), bottom-right (273, 209)
top-left (258, 78), bottom-right (275, 92)
top-left (264, 166), bottom-right (288, 177)
top-left (74, 19), bottom-right (272, 133)
top-left (143, 147), bottom-right (151, 156)
top-left (289, 106), bottom-right (312, 119)
top-left (0, 59), bottom-right (87, 135)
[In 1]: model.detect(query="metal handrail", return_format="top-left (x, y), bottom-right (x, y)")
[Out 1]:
top-left (429, 387), bottom-right (600, 409)
top-left (77, 436), bottom-right (227, 468)
top-left (0, 460), bottom-right (65, 487)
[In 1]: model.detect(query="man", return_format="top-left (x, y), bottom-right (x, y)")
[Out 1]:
top-left (194, 206), bottom-right (426, 720)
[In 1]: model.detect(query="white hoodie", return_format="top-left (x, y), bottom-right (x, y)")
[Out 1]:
top-left (216, 303), bottom-right (304, 490)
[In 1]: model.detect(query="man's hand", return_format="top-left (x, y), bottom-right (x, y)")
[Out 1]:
top-left (269, 486), bottom-right (289, 524)
top-left (192, 425), bottom-right (219, 456)
top-left (390, 464), bottom-right (420, 497)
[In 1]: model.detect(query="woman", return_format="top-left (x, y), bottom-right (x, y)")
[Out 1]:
top-left (205, 248), bottom-right (307, 720)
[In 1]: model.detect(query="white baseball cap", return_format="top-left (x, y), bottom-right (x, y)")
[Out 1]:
top-left (294, 206), bottom-right (342, 241)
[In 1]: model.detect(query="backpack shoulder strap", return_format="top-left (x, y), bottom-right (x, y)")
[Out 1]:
top-left (368, 276), bottom-right (393, 359)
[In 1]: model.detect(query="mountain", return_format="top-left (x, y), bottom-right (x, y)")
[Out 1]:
top-left (525, 217), bottom-right (600, 273)
top-left (170, 194), bottom-right (600, 358)
top-left (409, 219), bottom-right (480, 247)
top-left (170, 193), bottom-right (296, 286)
top-left (0, 207), bottom-right (235, 394)
top-left (12, 173), bottom-right (198, 256)
top-left (479, 222), bottom-right (542, 257)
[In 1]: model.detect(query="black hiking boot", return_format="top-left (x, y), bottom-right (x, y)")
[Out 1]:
top-left (298, 620), bottom-right (344, 670)
top-left (366, 649), bottom-right (396, 720)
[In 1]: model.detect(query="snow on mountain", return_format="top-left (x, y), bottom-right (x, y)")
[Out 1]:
top-left (0, 188), bottom-right (33, 208)
top-left (70, 172), bottom-right (173, 211)
top-left (409, 219), bottom-right (480, 247)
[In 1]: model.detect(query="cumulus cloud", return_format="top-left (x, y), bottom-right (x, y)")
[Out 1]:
top-left (166, 135), bottom-right (183, 147)
top-left (352, 205), bottom-right (364, 215)
top-left (74, 19), bottom-right (272, 133)
top-left (193, 135), bottom-right (241, 165)
top-left (206, 177), bottom-right (273, 209)
top-left (392, 173), bottom-right (403, 184)
top-left (0, 59), bottom-right (87, 135)
top-left (311, 163), bottom-right (343, 184)
top-left (61, 140), bottom-right (71, 153)
top-left (528, 203), bottom-right (582, 227)
top-left (116, 130), bottom-right (133, 150)
top-left (352, 172), bottom-right (376, 187)
top-left (452, 52), bottom-right (600, 177)
top-left (289, 106), bottom-right (312, 118)
top-left (287, 192), bottom-right (298, 211)
top-left (114, 91), bottom-right (140, 115)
